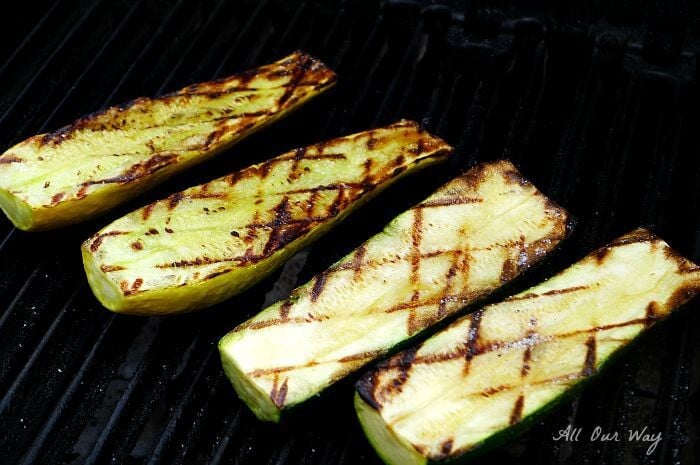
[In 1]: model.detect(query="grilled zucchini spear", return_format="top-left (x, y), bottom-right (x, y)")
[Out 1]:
top-left (355, 229), bottom-right (700, 465)
top-left (82, 120), bottom-right (451, 315)
top-left (219, 160), bottom-right (571, 422)
top-left (0, 51), bottom-right (336, 231)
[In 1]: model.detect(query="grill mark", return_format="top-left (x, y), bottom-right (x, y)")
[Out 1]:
top-left (415, 196), bottom-right (483, 209)
top-left (500, 235), bottom-right (526, 283)
top-left (204, 270), bottom-right (229, 280)
top-left (284, 182), bottom-right (366, 195)
top-left (100, 264), bottom-right (125, 273)
top-left (350, 244), bottom-right (367, 281)
top-left (248, 360), bottom-right (320, 378)
top-left (142, 203), bottom-right (156, 220)
top-left (376, 346), bottom-right (418, 400)
top-left (438, 251), bottom-right (463, 318)
top-left (131, 241), bottom-right (143, 251)
top-left (410, 316), bottom-right (650, 367)
top-left (310, 273), bottom-right (328, 303)
top-left (288, 147), bottom-right (307, 181)
top-left (89, 230), bottom-right (129, 252)
top-left (581, 336), bottom-right (597, 376)
top-left (506, 285), bottom-right (590, 302)
top-left (439, 439), bottom-right (454, 457)
top-left (509, 395), bottom-right (525, 425)
top-left (645, 301), bottom-right (659, 328)
top-left (85, 153), bottom-right (178, 186)
top-left (279, 300), bottom-right (293, 320)
top-left (462, 310), bottom-right (483, 375)
top-left (385, 293), bottom-right (475, 314)
top-left (0, 154), bottom-right (23, 164)
top-left (304, 190), bottom-right (319, 216)
top-left (269, 376), bottom-right (289, 408)
top-left (276, 53), bottom-right (311, 108)
top-left (409, 208), bottom-right (423, 286)
top-left (130, 278), bottom-right (143, 293)
top-left (50, 192), bottom-right (65, 205)
top-left (261, 197), bottom-right (314, 256)
top-left (521, 345), bottom-right (533, 377)
top-left (338, 349), bottom-right (384, 363)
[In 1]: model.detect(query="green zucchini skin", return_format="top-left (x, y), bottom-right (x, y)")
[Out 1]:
top-left (0, 51), bottom-right (336, 231)
top-left (83, 120), bottom-right (452, 315)
top-left (355, 228), bottom-right (700, 465)
top-left (219, 160), bottom-right (570, 422)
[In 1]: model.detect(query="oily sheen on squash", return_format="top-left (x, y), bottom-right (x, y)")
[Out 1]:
top-left (0, 51), bottom-right (335, 230)
top-left (219, 160), bottom-right (570, 422)
top-left (355, 229), bottom-right (700, 465)
top-left (82, 120), bottom-right (452, 315)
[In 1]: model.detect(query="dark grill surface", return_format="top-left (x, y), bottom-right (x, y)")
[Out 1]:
top-left (1, 1), bottom-right (699, 464)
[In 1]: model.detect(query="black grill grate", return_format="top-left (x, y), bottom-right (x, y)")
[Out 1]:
top-left (1, 1), bottom-right (699, 464)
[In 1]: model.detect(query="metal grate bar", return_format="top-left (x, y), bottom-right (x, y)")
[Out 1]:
top-left (0, 286), bottom-right (80, 418)
top-left (0, 0), bottom-right (104, 127)
top-left (18, 314), bottom-right (116, 465)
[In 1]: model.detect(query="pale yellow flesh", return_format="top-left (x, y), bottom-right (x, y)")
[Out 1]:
top-left (0, 51), bottom-right (336, 231)
top-left (82, 120), bottom-right (452, 315)
top-left (356, 229), bottom-right (700, 464)
top-left (219, 160), bottom-right (570, 422)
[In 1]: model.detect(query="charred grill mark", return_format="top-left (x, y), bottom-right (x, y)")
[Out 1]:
top-left (89, 230), bottom-right (128, 252)
top-left (350, 244), bottom-right (367, 281)
top-left (262, 197), bottom-right (314, 256)
top-left (277, 53), bottom-right (312, 108)
top-left (376, 346), bottom-right (418, 400)
top-left (142, 203), bottom-right (156, 220)
top-left (521, 345), bottom-right (533, 377)
top-left (284, 182), bottom-right (366, 196)
top-left (131, 241), bottom-right (143, 251)
top-left (594, 230), bottom-right (658, 263)
top-left (509, 395), bottom-right (525, 425)
top-left (85, 153), bottom-right (178, 186)
top-left (239, 316), bottom-right (323, 331)
top-left (409, 316), bottom-right (648, 368)
top-left (665, 284), bottom-right (700, 311)
top-left (145, 228), bottom-right (159, 236)
top-left (0, 154), bottom-right (23, 164)
top-left (384, 292), bottom-right (475, 314)
top-left (75, 184), bottom-right (90, 199)
top-left (506, 285), bottom-right (590, 302)
top-left (100, 264), bottom-right (126, 273)
top-left (462, 310), bottom-right (483, 375)
top-left (439, 439), bottom-right (454, 457)
top-left (50, 192), bottom-right (65, 205)
top-left (645, 301), bottom-right (659, 328)
top-left (130, 278), bottom-right (144, 293)
top-left (438, 251), bottom-right (464, 318)
top-left (248, 360), bottom-right (320, 378)
top-left (415, 196), bottom-right (483, 209)
top-left (167, 192), bottom-right (184, 210)
top-left (310, 273), bottom-right (328, 303)
top-left (338, 349), bottom-right (385, 363)
top-left (500, 235), bottom-right (526, 283)
top-left (279, 300), bottom-right (293, 320)
top-left (581, 336), bottom-right (597, 376)
top-left (410, 209), bottom-right (423, 285)
top-left (269, 376), bottom-right (289, 408)
top-left (288, 147), bottom-right (307, 181)
top-left (204, 270), bottom-right (229, 280)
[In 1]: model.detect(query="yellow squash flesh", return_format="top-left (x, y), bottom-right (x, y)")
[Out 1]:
top-left (82, 120), bottom-right (452, 315)
top-left (355, 229), bottom-right (700, 465)
top-left (219, 160), bottom-right (570, 422)
top-left (0, 51), bottom-right (336, 231)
